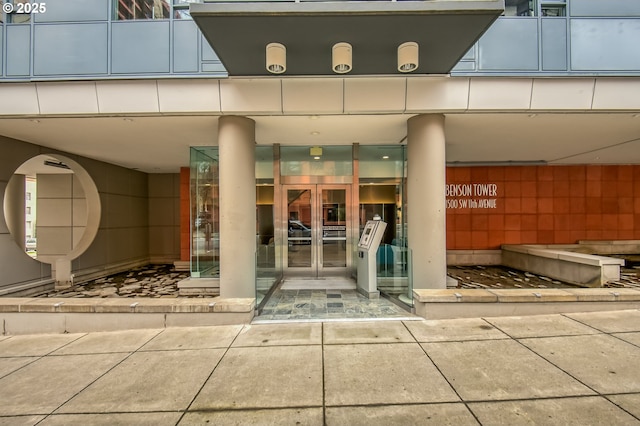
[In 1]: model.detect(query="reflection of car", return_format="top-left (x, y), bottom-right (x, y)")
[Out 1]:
top-left (25, 238), bottom-right (37, 250)
top-left (288, 220), bottom-right (311, 244)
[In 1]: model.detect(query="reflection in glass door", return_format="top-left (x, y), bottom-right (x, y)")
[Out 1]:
top-left (286, 188), bottom-right (313, 268)
top-left (284, 185), bottom-right (351, 277)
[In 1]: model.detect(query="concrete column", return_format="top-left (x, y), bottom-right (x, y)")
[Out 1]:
top-left (54, 258), bottom-right (73, 289)
top-left (5, 174), bottom-right (26, 251)
top-left (407, 114), bottom-right (447, 289)
top-left (219, 116), bottom-right (256, 298)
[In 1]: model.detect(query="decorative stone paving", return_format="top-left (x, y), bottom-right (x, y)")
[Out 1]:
top-left (448, 258), bottom-right (640, 290)
top-left (448, 265), bottom-right (576, 290)
top-left (37, 265), bottom-right (190, 298)
top-left (34, 256), bottom-right (639, 303)
top-left (256, 289), bottom-right (414, 321)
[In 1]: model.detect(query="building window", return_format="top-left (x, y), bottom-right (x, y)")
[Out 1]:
top-left (541, 1), bottom-right (566, 16)
top-left (7, 0), bottom-right (32, 23)
top-left (115, 0), bottom-right (170, 20)
top-left (505, 0), bottom-right (536, 16)
top-left (26, 192), bottom-right (31, 201)
top-left (26, 206), bottom-right (31, 215)
top-left (173, 0), bottom-right (200, 19)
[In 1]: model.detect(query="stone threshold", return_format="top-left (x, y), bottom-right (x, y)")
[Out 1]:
top-left (413, 288), bottom-right (640, 320)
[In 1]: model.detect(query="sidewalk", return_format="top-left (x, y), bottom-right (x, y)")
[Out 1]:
top-left (0, 310), bottom-right (639, 425)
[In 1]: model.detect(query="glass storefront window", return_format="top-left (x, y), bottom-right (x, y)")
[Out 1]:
top-left (256, 146), bottom-right (278, 306)
top-left (190, 147), bottom-right (219, 279)
top-left (280, 146), bottom-right (353, 177)
top-left (359, 145), bottom-right (411, 305)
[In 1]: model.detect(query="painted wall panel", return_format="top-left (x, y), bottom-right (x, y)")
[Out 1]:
top-left (148, 174), bottom-right (180, 262)
top-left (530, 79), bottom-right (594, 110)
top-left (570, 0), bottom-right (640, 17)
top-left (406, 77), bottom-right (469, 111)
top-left (173, 20), bottom-right (199, 73)
top-left (344, 78), bottom-right (406, 113)
top-left (478, 18), bottom-right (539, 71)
top-left (282, 79), bottom-right (343, 114)
top-left (96, 80), bottom-right (160, 113)
top-left (541, 18), bottom-right (567, 71)
top-left (37, 82), bottom-right (100, 115)
top-left (157, 80), bottom-right (221, 113)
top-left (34, 23), bottom-right (108, 75)
top-left (571, 19), bottom-right (640, 71)
top-left (34, 0), bottom-right (109, 22)
top-left (6, 25), bottom-right (31, 76)
top-left (111, 21), bottom-right (170, 74)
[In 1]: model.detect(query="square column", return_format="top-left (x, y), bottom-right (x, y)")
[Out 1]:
top-left (218, 116), bottom-right (256, 298)
top-left (407, 114), bottom-right (447, 289)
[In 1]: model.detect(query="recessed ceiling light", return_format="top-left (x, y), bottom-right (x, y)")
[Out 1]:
top-left (382, 155), bottom-right (390, 159)
top-left (314, 156), bottom-right (321, 160)
top-left (311, 131), bottom-right (320, 136)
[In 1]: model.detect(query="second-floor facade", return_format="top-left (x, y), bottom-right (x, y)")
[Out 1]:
top-left (0, 0), bottom-right (639, 82)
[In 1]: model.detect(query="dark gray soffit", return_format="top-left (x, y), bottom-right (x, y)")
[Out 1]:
top-left (191, 1), bottom-right (505, 76)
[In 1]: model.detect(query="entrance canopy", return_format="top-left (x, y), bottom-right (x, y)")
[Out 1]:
top-left (190, 1), bottom-right (505, 76)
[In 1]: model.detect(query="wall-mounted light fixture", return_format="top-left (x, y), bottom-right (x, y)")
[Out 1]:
top-left (398, 42), bottom-right (418, 73)
top-left (266, 43), bottom-right (286, 74)
top-left (332, 42), bottom-right (352, 74)
top-left (44, 160), bottom-right (70, 170)
top-left (310, 146), bottom-right (323, 157)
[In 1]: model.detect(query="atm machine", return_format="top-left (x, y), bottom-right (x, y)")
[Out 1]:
top-left (356, 219), bottom-right (387, 298)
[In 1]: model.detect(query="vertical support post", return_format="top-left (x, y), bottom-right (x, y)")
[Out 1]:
top-left (407, 114), bottom-right (447, 289)
top-left (54, 258), bottom-right (73, 289)
top-left (5, 174), bottom-right (26, 251)
top-left (218, 116), bottom-right (256, 298)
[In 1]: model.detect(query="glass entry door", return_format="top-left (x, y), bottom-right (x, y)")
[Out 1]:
top-left (283, 184), bottom-right (351, 277)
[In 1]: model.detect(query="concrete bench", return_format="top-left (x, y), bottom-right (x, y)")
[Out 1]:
top-left (501, 244), bottom-right (625, 288)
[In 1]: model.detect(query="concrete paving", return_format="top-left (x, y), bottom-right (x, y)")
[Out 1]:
top-left (0, 310), bottom-right (639, 425)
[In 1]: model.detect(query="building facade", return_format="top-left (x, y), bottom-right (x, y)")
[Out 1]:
top-left (0, 0), bottom-right (639, 313)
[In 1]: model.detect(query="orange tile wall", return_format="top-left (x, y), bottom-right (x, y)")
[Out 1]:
top-left (180, 167), bottom-right (190, 261)
top-left (446, 165), bottom-right (640, 249)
